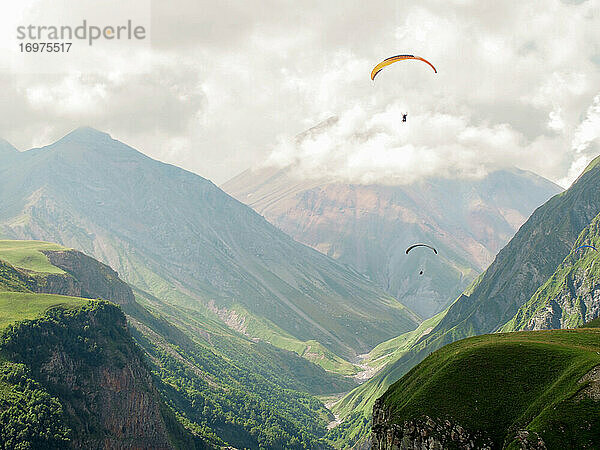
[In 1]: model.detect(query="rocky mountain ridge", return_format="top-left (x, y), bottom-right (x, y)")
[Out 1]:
top-left (502, 211), bottom-right (600, 331)
top-left (0, 127), bottom-right (419, 359)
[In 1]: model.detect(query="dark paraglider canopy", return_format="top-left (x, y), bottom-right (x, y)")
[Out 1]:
top-left (406, 243), bottom-right (438, 255)
top-left (575, 245), bottom-right (598, 252)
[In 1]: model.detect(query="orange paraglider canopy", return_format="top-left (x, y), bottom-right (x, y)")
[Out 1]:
top-left (371, 54), bottom-right (437, 80)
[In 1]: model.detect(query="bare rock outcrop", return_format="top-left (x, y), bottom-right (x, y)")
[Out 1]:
top-left (0, 301), bottom-right (178, 449)
top-left (371, 398), bottom-right (493, 450)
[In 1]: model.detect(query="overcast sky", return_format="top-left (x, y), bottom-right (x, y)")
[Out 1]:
top-left (1, 0), bottom-right (599, 186)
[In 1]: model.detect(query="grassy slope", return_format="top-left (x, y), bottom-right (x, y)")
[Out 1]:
top-left (224, 303), bottom-right (359, 375)
top-left (362, 311), bottom-right (447, 370)
top-left (331, 311), bottom-right (447, 418)
top-left (0, 292), bottom-right (87, 331)
top-left (131, 286), bottom-right (358, 395)
top-left (0, 240), bottom-right (92, 331)
top-left (502, 212), bottom-right (600, 331)
top-left (0, 240), bottom-right (68, 274)
top-left (380, 328), bottom-right (600, 448)
top-left (0, 260), bottom-right (35, 293)
top-left (585, 317), bottom-right (600, 328)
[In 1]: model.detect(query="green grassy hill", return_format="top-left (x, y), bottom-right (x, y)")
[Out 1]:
top-left (0, 240), bottom-right (68, 274)
top-left (0, 259), bottom-right (36, 293)
top-left (584, 317), bottom-right (600, 328)
top-left (0, 241), bottom-right (87, 329)
top-left (375, 328), bottom-right (600, 448)
top-left (0, 292), bottom-right (87, 330)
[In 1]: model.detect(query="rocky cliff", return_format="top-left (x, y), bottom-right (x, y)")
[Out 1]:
top-left (40, 249), bottom-right (135, 305)
top-left (0, 301), bottom-right (198, 449)
top-left (0, 246), bottom-right (135, 306)
top-left (502, 212), bottom-right (600, 332)
top-left (371, 400), bottom-right (495, 450)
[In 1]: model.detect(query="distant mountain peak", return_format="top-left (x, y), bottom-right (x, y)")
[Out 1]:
top-left (574, 153), bottom-right (600, 184)
top-left (295, 116), bottom-right (339, 143)
top-left (223, 164), bottom-right (562, 317)
top-left (58, 126), bottom-right (114, 144)
top-left (0, 138), bottom-right (19, 157)
top-left (42, 127), bottom-right (147, 162)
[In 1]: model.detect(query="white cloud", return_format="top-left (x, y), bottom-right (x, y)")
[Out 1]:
top-left (0, 0), bottom-right (599, 186)
top-left (572, 94), bottom-right (600, 153)
top-left (560, 94), bottom-right (600, 185)
top-left (266, 104), bottom-right (533, 184)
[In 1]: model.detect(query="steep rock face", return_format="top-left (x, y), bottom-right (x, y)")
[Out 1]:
top-left (576, 365), bottom-right (600, 401)
top-left (371, 399), bottom-right (494, 450)
top-left (0, 301), bottom-right (179, 449)
top-left (502, 212), bottom-right (600, 331)
top-left (41, 249), bottom-right (135, 306)
top-left (0, 248), bottom-right (135, 306)
top-left (513, 277), bottom-right (600, 331)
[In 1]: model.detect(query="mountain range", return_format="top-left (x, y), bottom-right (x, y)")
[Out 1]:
top-left (0, 128), bottom-right (419, 360)
top-left (0, 128), bottom-right (423, 448)
top-left (223, 165), bottom-right (560, 317)
top-left (2, 127), bottom-right (597, 449)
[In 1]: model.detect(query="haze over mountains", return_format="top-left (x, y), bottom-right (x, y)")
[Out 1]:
top-left (0, 127), bottom-right (419, 360)
top-left (0, 127), bottom-right (421, 447)
top-left (2, 126), bottom-right (596, 448)
top-left (223, 165), bottom-right (561, 317)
